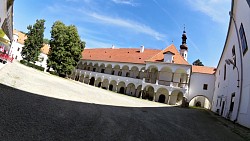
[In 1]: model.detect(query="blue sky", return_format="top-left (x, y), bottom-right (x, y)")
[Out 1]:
top-left (13, 0), bottom-right (231, 67)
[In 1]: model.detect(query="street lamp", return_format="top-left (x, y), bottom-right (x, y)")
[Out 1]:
top-left (225, 59), bottom-right (239, 88)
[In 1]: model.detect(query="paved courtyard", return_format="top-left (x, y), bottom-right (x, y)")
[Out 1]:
top-left (0, 62), bottom-right (246, 140)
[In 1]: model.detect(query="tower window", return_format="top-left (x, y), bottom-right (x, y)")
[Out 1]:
top-left (239, 23), bottom-right (248, 55)
top-left (203, 84), bottom-right (208, 90)
top-left (17, 48), bottom-right (20, 51)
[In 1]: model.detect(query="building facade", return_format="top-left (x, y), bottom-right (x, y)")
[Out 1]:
top-left (212, 0), bottom-right (250, 128)
top-left (10, 29), bottom-right (50, 71)
top-left (0, 0), bottom-right (14, 53)
top-left (70, 32), bottom-right (215, 107)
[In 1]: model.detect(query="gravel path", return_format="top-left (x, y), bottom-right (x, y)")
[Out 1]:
top-left (0, 62), bottom-right (245, 141)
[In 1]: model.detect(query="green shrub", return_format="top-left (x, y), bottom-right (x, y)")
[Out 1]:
top-left (20, 60), bottom-right (45, 71)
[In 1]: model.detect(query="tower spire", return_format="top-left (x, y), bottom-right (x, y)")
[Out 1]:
top-left (180, 25), bottom-right (188, 61)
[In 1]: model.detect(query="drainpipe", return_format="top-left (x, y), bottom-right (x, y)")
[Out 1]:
top-left (229, 11), bottom-right (243, 123)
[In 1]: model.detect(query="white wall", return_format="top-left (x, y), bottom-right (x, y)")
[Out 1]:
top-left (212, 0), bottom-right (250, 128)
top-left (189, 73), bottom-right (215, 108)
top-left (35, 53), bottom-right (48, 71)
top-left (10, 34), bottom-right (23, 61)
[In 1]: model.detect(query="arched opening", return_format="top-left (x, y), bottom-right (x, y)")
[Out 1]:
top-left (189, 96), bottom-right (211, 109)
top-left (109, 80), bottom-right (117, 92)
top-left (159, 67), bottom-right (172, 86)
top-left (84, 75), bottom-right (90, 84)
top-left (146, 65), bottom-right (158, 84)
top-left (83, 62), bottom-right (88, 70)
top-left (88, 62), bottom-right (93, 71)
top-left (75, 74), bottom-right (80, 81)
top-left (95, 77), bottom-right (102, 87)
top-left (109, 84), bottom-right (113, 91)
top-left (173, 69), bottom-right (188, 88)
top-left (156, 88), bottom-right (169, 104)
top-left (126, 83), bottom-right (136, 96)
top-left (117, 81), bottom-right (126, 94)
top-left (169, 90), bottom-right (183, 105)
top-left (122, 65), bottom-right (129, 77)
top-left (136, 85), bottom-right (142, 98)
top-left (89, 77), bottom-right (95, 86)
top-left (102, 79), bottom-right (109, 89)
top-left (143, 86), bottom-right (155, 101)
top-left (99, 64), bottom-right (105, 73)
top-left (131, 66), bottom-right (139, 78)
top-left (114, 65), bottom-right (121, 76)
top-left (139, 67), bottom-right (146, 79)
top-left (79, 74), bottom-right (85, 82)
top-left (158, 95), bottom-right (166, 103)
top-left (119, 87), bottom-right (125, 94)
top-left (93, 63), bottom-right (99, 72)
top-left (106, 64), bottom-right (112, 74)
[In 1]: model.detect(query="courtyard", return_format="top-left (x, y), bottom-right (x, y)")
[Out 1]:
top-left (0, 62), bottom-right (246, 140)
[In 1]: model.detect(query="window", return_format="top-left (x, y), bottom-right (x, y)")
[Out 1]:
top-left (218, 82), bottom-right (220, 88)
top-left (93, 68), bottom-right (96, 72)
top-left (229, 93), bottom-right (235, 112)
top-left (232, 45), bottom-right (236, 69)
top-left (87, 67), bottom-right (90, 71)
top-left (224, 64), bottom-right (226, 80)
top-left (239, 23), bottom-right (248, 55)
top-left (17, 47), bottom-right (20, 51)
top-left (111, 70), bottom-right (115, 75)
top-left (232, 45), bottom-right (235, 56)
top-left (203, 84), bottom-right (208, 90)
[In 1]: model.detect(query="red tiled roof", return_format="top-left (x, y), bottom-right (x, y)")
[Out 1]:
top-left (146, 44), bottom-right (189, 65)
top-left (82, 48), bottom-right (161, 64)
top-left (192, 65), bottom-right (216, 74)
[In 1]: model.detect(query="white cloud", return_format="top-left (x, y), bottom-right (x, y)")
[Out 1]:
top-left (87, 13), bottom-right (165, 40)
top-left (187, 0), bottom-right (230, 24)
top-left (84, 38), bottom-right (113, 48)
top-left (111, 0), bottom-right (138, 6)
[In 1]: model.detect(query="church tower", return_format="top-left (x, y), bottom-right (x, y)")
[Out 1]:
top-left (180, 29), bottom-right (188, 61)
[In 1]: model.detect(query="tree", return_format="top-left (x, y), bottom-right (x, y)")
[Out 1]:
top-left (47, 21), bottom-right (85, 77)
top-left (43, 38), bottom-right (50, 44)
top-left (21, 19), bottom-right (45, 63)
top-left (192, 59), bottom-right (204, 66)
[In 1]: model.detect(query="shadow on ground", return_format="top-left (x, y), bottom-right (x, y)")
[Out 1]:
top-left (0, 84), bottom-right (244, 141)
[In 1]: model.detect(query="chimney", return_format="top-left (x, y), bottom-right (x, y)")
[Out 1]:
top-left (163, 51), bottom-right (175, 63)
top-left (140, 45), bottom-right (144, 53)
top-left (112, 45), bottom-right (115, 49)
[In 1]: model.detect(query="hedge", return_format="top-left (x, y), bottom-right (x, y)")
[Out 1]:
top-left (20, 60), bottom-right (45, 71)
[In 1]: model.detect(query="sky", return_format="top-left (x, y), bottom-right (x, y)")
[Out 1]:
top-left (13, 0), bottom-right (231, 67)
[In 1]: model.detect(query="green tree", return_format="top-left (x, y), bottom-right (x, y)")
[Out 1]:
top-left (43, 38), bottom-right (50, 44)
top-left (21, 19), bottom-right (45, 63)
top-left (192, 59), bottom-right (204, 66)
top-left (47, 21), bottom-right (85, 77)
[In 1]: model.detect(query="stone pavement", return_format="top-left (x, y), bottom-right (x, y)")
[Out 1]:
top-left (0, 62), bottom-right (248, 141)
top-left (208, 111), bottom-right (250, 140)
